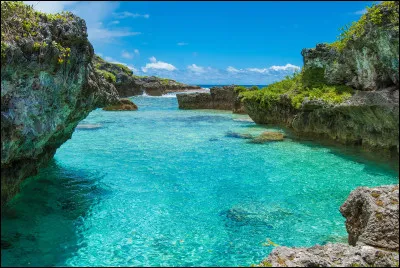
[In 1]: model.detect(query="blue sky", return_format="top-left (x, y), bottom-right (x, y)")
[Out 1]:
top-left (25, 1), bottom-right (376, 85)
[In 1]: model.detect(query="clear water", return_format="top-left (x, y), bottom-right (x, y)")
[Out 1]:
top-left (1, 94), bottom-right (398, 267)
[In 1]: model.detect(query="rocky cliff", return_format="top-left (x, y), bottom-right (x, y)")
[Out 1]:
top-left (1, 2), bottom-right (119, 207)
top-left (242, 1), bottom-right (399, 155)
top-left (93, 55), bottom-right (201, 97)
top-left (258, 184), bottom-right (399, 267)
top-left (176, 85), bottom-right (257, 113)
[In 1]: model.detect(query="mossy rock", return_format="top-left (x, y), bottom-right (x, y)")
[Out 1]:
top-left (103, 99), bottom-right (138, 111)
top-left (250, 131), bottom-right (285, 143)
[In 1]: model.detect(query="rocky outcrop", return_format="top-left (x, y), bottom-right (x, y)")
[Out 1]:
top-left (177, 92), bottom-right (214, 109)
top-left (103, 98), bottom-right (138, 111)
top-left (250, 131), bottom-right (285, 143)
top-left (177, 85), bottom-right (255, 113)
top-left (93, 55), bottom-right (201, 97)
top-left (340, 184), bottom-right (399, 251)
top-left (260, 243), bottom-right (399, 267)
top-left (1, 2), bottom-right (119, 207)
top-left (245, 87), bottom-right (399, 153)
top-left (302, 4), bottom-right (399, 91)
top-left (258, 185), bottom-right (400, 267)
top-left (243, 1), bottom-right (399, 155)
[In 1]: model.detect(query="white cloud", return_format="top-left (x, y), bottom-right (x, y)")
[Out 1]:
top-left (354, 8), bottom-right (367, 15)
top-left (269, 63), bottom-right (300, 71)
top-left (122, 51), bottom-right (134, 59)
top-left (23, 1), bottom-right (77, 13)
top-left (187, 64), bottom-right (205, 73)
top-left (89, 28), bottom-right (140, 41)
top-left (26, 1), bottom-right (141, 43)
top-left (142, 57), bottom-right (177, 72)
top-left (109, 20), bottom-right (120, 25)
top-left (177, 42), bottom-right (188, 46)
top-left (247, 68), bottom-right (268, 73)
top-left (227, 66), bottom-right (240, 73)
top-left (127, 65), bottom-right (138, 73)
top-left (134, 49), bottom-right (140, 55)
top-left (149, 56), bottom-right (157, 63)
top-left (114, 12), bottom-right (150, 19)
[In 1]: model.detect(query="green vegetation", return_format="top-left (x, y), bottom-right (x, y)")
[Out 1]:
top-left (1, 41), bottom-right (8, 61)
top-left (1, 1), bottom-right (74, 64)
top-left (234, 85), bottom-right (259, 94)
top-left (241, 68), bottom-right (353, 110)
top-left (160, 78), bottom-right (171, 86)
top-left (96, 69), bottom-right (116, 83)
top-left (114, 63), bottom-right (133, 76)
top-left (234, 86), bottom-right (248, 94)
top-left (132, 74), bottom-right (148, 79)
top-left (329, 1), bottom-right (399, 51)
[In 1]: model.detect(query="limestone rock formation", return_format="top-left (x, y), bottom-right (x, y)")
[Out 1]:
top-left (258, 184), bottom-right (400, 267)
top-left (1, 2), bottom-right (119, 207)
top-left (93, 55), bottom-right (201, 97)
top-left (243, 1), bottom-right (399, 154)
top-left (103, 98), bottom-right (138, 111)
top-left (177, 85), bottom-right (257, 113)
top-left (340, 184), bottom-right (399, 251)
top-left (250, 131), bottom-right (285, 143)
top-left (259, 243), bottom-right (399, 267)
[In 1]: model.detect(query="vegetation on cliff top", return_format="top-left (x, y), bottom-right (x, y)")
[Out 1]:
top-left (237, 2), bottom-right (399, 109)
top-left (1, 1), bottom-right (76, 65)
top-left (240, 68), bottom-right (354, 110)
top-left (93, 54), bottom-right (187, 87)
top-left (329, 1), bottom-right (399, 51)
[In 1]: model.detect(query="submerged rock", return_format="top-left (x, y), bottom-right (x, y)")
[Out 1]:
top-left (225, 131), bottom-right (254, 139)
top-left (221, 204), bottom-right (294, 229)
top-left (1, 2), bottom-right (119, 207)
top-left (103, 98), bottom-right (138, 111)
top-left (250, 131), bottom-right (285, 143)
top-left (340, 184), bottom-right (399, 251)
top-left (220, 207), bottom-right (273, 228)
top-left (259, 243), bottom-right (399, 267)
top-left (1, 239), bottom-right (12, 250)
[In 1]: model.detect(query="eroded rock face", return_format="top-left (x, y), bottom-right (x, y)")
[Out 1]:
top-left (177, 85), bottom-right (251, 113)
top-left (93, 56), bottom-right (201, 97)
top-left (243, 2), bottom-right (399, 154)
top-left (290, 87), bottom-right (399, 153)
top-left (103, 98), bottom-right (138, 111)
top-left (340, 184), bottom-right (399, 251)
top-left (260, 243), bottom-right (399, 267)
top-left (258, 184), bottom-right (400, 267)
top-left (1, 4), bottom-right (119, 207)
top-left (302, 2), bottom-right (399, 91)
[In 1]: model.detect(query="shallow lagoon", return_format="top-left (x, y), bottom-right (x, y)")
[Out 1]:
top-left (1, 94), bottom-right (398, 267)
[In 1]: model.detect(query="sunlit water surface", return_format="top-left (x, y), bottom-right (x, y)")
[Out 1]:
top-left (1, 94), bottom-right (398, 267)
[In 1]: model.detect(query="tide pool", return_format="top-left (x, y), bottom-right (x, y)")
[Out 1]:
top-left (1, 94), bottom-right (398, 267)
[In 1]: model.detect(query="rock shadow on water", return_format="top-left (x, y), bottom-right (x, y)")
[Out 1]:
top-left (75, 123), bottom-right (102, 131)
top-left (1, 160), bottom-right (110, 267)
top-left (293, 137), bottom-right (399, 176)
top-left (170, 115), bottom-right (230, 125)
top-left (225, 131), bottom-right (254, 139)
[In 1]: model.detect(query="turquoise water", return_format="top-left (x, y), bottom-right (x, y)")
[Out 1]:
top-left (1, 94), bottom-right (398, 267)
